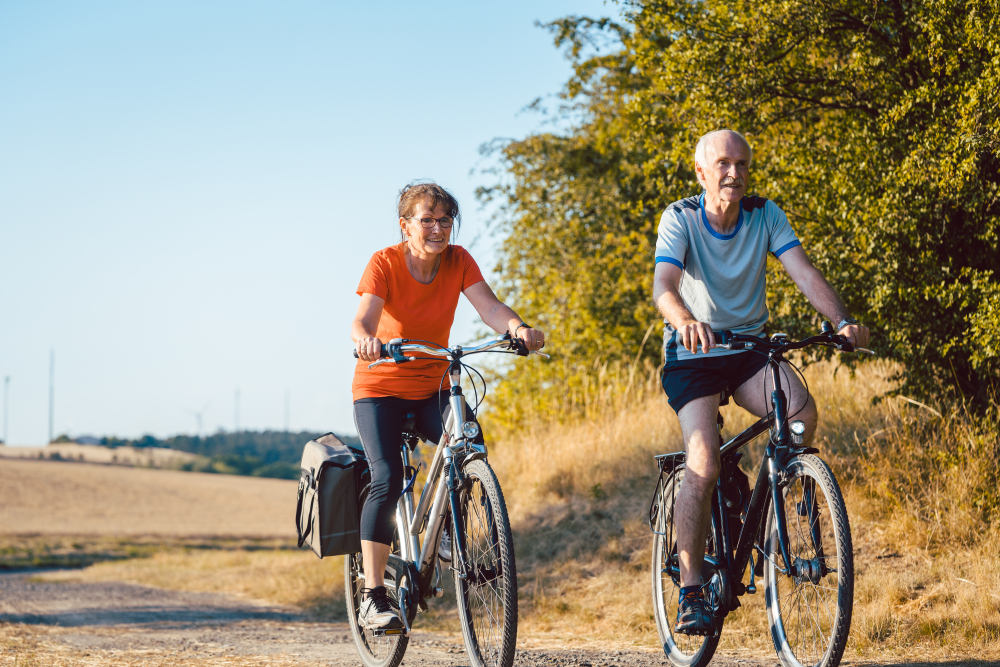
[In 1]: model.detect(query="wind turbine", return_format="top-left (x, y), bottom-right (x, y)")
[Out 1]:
top-left (186, 403), bottom-right (211, 438)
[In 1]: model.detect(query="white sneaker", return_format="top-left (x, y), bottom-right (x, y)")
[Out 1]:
top-left (358, 586), bottom-right (403, 630)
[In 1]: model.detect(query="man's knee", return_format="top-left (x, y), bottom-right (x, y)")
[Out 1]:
top-left (683, 435), bottom-right (721, 493)
top-left (799, 395), bottom-right (818, 442)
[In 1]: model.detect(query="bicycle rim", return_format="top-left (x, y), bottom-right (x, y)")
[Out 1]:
top-left (764, 454), bottom-right (853, 667)
top-left (454, 459), bottom-right (517, 667)
top-left (345, 550), bottom-right (410, 667)
top-left (651, 469), bottom-right (721, 667)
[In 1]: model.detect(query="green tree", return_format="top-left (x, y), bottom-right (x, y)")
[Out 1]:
top-left (483, 0), bottom-right (999, 425)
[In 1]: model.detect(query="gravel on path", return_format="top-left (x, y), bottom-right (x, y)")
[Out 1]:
top-left (0, 571), bottom-right (773, 666)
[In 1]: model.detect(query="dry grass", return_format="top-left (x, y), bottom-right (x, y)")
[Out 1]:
top-left (2, 361), bottom-right (997, 662)
top-left (37, 549), bottom-right (348, 620)
top-left (0, 458), bottom-right (297, 537)
top-left (483, 360), bottom-right (1000, 660)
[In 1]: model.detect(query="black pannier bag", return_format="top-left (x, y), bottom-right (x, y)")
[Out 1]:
top-left (295, 433), bottom-right (367, 558)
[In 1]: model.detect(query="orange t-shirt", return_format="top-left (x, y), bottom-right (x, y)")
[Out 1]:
top-left (352, 243), bottom-right (486, 401)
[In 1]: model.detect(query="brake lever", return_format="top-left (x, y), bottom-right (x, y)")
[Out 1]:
top-left (830, 335), bottom-right (874, 355)
top-left (367, 357), bottom-right (416, 369)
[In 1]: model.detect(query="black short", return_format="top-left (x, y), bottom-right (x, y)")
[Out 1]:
top-left (661, 352), bottom-right (768, 414)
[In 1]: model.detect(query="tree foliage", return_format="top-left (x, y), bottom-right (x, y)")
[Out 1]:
top-left (482, 0), bottom-right (1000, 425)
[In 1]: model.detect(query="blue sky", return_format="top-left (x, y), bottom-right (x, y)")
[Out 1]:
top-left (0, 0), bottom-right (617, 444)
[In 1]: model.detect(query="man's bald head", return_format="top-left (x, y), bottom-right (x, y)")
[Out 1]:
top-left (694, 130), bottom-right (753, 187)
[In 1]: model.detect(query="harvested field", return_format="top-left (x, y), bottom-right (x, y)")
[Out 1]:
top-left (0, 458), bottom-right (296, 538)
top-left (0, 443), bottom-right (196, 467)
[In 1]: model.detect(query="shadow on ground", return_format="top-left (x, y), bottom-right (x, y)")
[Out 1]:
top-left (0, 572), bottom-right (298, 627)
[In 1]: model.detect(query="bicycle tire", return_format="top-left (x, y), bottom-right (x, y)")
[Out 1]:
top-left (344, 482), bottom-right (417, 667)
top-left (454, 459), bottom-right (518, 667)
top-left (763, 454), bottom-right (853, 667)
top-left (651, 468), bottom-right (722, 667)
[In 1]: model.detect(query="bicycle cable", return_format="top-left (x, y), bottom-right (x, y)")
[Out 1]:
top-left (434, 355), bottom-right (488, 439)
top-left (748, 345), bottom-right (811, 428)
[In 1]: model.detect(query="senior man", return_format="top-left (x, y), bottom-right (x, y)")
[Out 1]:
top-left (653, 129), bottom-right (870, 635)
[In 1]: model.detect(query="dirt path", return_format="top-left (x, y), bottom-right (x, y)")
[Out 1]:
top-left (0, 571), bottom-right (778, 666)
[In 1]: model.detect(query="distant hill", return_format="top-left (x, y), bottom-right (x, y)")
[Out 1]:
top-left (96, 430), bottom-right (361, 480)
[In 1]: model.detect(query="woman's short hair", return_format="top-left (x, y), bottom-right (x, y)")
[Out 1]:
top-left (397, 181), bottom-right (461, 240)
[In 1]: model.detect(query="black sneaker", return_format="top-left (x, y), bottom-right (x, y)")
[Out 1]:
top-left (359, 586), bottom-right (403, 630)
top-left (675, 590), bottom-right (714, 636)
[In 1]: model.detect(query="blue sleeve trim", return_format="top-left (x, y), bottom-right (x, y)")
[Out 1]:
top-left (656, 256), bottom-right (684, 269)
top-left (773, 240), bottom-right (802, 257)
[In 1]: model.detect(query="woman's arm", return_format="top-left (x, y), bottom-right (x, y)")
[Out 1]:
top-left (352, 293), bottom-right (386, 361)
top-left (464, 281), bottom-right (545, 351)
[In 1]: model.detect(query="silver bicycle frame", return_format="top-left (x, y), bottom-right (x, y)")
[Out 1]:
top-left (390, 364), bottom-right (479, 578)
top-left (365, 335), bottom-right (544, 596)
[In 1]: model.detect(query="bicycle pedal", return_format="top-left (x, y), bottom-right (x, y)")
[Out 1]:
top-left (371, 628), bottom-right (406, 637)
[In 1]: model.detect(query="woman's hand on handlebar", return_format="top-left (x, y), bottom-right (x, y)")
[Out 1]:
top-left (355, 336), bottom-right (383, 362)
top-left (677, 320), bottom-right (715, 354)
top-left (516, 326), bottom-right (545, 352)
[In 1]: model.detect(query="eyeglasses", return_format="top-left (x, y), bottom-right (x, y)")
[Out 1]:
top-left (407, 216), bottom-right (454, 229)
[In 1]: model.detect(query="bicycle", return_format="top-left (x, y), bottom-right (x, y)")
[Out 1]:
top-left (649, 321), bottom-right (873, 667)
top-left (346, 332), bottom-right (547, 667)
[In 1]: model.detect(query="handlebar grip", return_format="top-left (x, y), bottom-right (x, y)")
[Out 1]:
top-left (353, 346), bottom-right (390, 359)
top-left (712, 330), bottom-right (734, 345)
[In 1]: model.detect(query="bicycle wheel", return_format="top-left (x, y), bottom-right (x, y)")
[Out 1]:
top-left (453, 459), bottom-right (517, 667)
top-left (345, 546), bottom-right (417, 667)
top-left (651, 468), bottom-right (722, 667)
top-left (763, 454), bottom-right (853, 667)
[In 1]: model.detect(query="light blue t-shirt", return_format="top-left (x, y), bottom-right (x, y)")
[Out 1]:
top-left (655, 194), bottom-right (801, 362)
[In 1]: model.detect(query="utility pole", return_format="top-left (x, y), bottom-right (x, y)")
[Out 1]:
top-left (3, 375), bottom-right (10, 445)
top-left (48, 350), bottom-right (54, 444)
top-left (235, 389), bottom-right (240, 433)
top-left (284, 390), bottom-right (290, 432)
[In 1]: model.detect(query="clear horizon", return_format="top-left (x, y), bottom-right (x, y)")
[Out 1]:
top-left (0, 0), bottom-right (615, 445)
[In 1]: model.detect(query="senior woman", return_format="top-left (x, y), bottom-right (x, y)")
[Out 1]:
top-left (351, 181), bottom-right (544, 630)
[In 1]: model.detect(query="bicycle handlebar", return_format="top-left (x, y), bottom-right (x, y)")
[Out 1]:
top-left (711, 321), bottom-right (874, 356)
top-left (353, 333), bottom-right (549, 369)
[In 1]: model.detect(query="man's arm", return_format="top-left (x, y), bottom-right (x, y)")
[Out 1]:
top-left (778, 246), bottom-right (870, 347)
top-left (653, 262), bottom-right (715, 354)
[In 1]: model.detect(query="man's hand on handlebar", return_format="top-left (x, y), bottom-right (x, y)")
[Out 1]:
top-left (355, 336), bottom-right (383, 362)
top-left (678, 320), bottom-right (715, 354)
top-left (836, 323), bottom-right (870, 349)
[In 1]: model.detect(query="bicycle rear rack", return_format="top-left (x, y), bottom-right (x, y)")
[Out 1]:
top-left (648, 452), bottom-right (686, 534)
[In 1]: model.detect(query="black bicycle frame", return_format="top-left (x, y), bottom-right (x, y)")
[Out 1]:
top-left (717, 351), bottom-right (808, 591)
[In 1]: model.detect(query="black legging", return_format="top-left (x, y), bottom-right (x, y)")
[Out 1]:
top-left (353, 390), bottom-right (483, 545)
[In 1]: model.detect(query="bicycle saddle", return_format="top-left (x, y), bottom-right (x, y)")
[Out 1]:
top-left (401, 412), bottom-right (422, 451)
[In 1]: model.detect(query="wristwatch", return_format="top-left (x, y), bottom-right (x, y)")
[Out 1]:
top-left (514, 322), bottom-right (532, 335)
top-left (836, 317), bottom-right (859, 331)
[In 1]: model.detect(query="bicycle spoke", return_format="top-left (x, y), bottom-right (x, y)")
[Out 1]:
top-left (766, 457), bottom-right (852, 667)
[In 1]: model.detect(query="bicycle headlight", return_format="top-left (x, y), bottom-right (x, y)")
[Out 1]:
top-left (790, 420), bottom-right (805, 444)
top-left (462, 421), bottom-right (480, 439)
